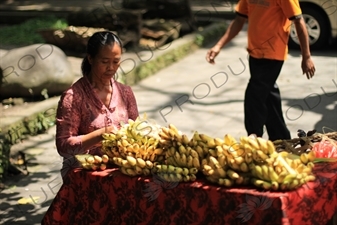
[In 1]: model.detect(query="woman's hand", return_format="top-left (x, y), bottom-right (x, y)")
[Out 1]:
top-left (103, 125), bottom-right (118, 134)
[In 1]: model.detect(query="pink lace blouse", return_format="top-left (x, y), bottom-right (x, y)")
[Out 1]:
top-left (55, 76), bottom-right (139, 158)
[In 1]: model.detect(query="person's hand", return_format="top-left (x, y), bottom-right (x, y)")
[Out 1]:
top-left (104, 125), bottom-right (118, 134)
top-left (302, 57), bottom-right (315, 79)
top-left (206, 45), bottom-right (222, 64)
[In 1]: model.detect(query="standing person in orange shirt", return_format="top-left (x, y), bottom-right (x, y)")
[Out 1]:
top-left (206, 0), bottom-right (316, 141)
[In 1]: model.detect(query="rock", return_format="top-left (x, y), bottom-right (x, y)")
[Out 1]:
top-left (0, 44), bottom-right (75, 99)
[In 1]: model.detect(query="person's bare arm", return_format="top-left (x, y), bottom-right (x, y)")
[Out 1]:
top-left (80, 125), bottom-right (117, 150)
top-left (206, 15), bottom-right (247, 64)
top-left (293, 17), bottom-right (315, 79)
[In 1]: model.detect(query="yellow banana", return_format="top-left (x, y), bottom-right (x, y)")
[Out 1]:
top-left (159, 130), bottom-right (171, 140)
top-left (192, 157), bottom-right (200, 169)
top-left (218, 178), bottom-right (233, 187)
top-left (162, 173), bottom-right (170, 182)
top-left (271, 181), bottom-right (279, 191)
top-left (245, 153), bottom-right (253, 164)
top-left (217, 154), bottom-right (227, 168)
top-left (209, 156), bottom-right (221, 169)
top-left (304, 174), bottom-right (316, 182)
top-left (234, 156), bottom-right (245, 165)
top-left (175, 173), bottom-right (183, 182)
top-left (174, 151), bottom-right (182, 167)
top-left (228, 158), bottom-right (240, 171)
top-left (253, 165), bottom-right (264, 180)
top-left (178, 145), bottom-right (187, 155)
top-left (307, 162), bottom-right (315, 169)
top-left (227, 169), bottom-right (240, 180)
top-left (216, 167), bottom-right (226, 178)
top-left (224, 134), bottom-right (237, 146)
top-left (125, 168), bottom-right (137, 176)
top-left (190, 174), bottom-right (197, 182)
top-left (307, 151), bottom-right (316, 162)
top-left (186, 155), bottom-right (194, 168)
top-left (282, 174), bottom-right (298, 184)
top-left (203, 164), bottom-right (212, 172)
top-left (261, 164), bottom-right (270, 181)
top-left (180, 153), bottom-right (187, 167)
top-left (268, 166), bottom-right (279, 182)
top-left (167, 146), bottom-right (176, 157)
top-left (136, 158), bottom-right (146, 168)
top-left (248, 138), bottom-right (260, 150)
top-left (239, 162), bottom-right (249, 173)
top-left (168, 173), bottom-right (177, 182)
top-left (154, 148), bottom-right (164, 155)
top-left (190, 149), bottom-right (199, 159)
top-left (143, 168), bottom-right (151, 176)
top-left (300, 153), bottom-right (309, 164)
top-left (201, 158), bottom-right (208, 167)
top-left (199, 134), bottom-right (216, 148)
top-left (256, 137), bottom-right (269, 154)
top-left (126, 155), bottom-right (137, 167)
top-left (192, 131), bottom-right (202, 142)
top-left (121, 160), bottom-right (133, 169)
top-left (183, 175), bottom-right (191, 182)
top-left (189, 167), bottom-right (198, 174)
top-left (135, 165), bottom-right (143, 175)
top-left (243, 143), bottom-right (254, 154)
top-left (256, 150), bottom-right (269, 161)
top-left (174, 166), bottom-right (183, 174)
top-left (235, 176), bottom-right (245, 185)
top-left (251, 178), bottom-right (263, 187)
top-left (86, 155), bottom-right (95, 164)
top-left (101, 154), bottom-right (109, 164)
top-left (208, 149), bottom-right (217, 157)
top-left (266, 140), bottom-right (276, 155)
top-left (195, 145), bottom-right (204, 159)
top-left (287, 179), bottom-right (300, 190)
top-left (102, 133), bottom-right (116, 140)
top-left (166, 165), bottom-right (175, 173)
top-left (214, 137), bottom-right (224, 146)
top-left (181, 134), bottom-right (190, 146)
top-left (182, 168), bottom-right (190, 176)
top-left (145, 160), bottom-right (154, 169)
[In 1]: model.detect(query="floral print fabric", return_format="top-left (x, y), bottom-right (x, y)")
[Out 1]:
top-left (42, 162), bottom-right (337, 225)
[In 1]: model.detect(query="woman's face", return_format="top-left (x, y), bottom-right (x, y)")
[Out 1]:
top-left (88, 43), bottom-right (122, 82)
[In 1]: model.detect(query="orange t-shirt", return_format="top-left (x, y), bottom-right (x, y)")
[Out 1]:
top-left (235, 0), bottom-right (302, 60)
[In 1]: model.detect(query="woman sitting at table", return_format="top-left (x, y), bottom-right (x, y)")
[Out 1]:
top-left (55, 31), bottom-right (139, 179)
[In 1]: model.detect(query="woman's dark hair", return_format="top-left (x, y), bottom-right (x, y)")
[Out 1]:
top-left (81, 31), bottom-right (123, 76)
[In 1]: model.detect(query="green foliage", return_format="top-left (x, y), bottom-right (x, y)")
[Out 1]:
top-left (0, 16), bottom-right (68, 46)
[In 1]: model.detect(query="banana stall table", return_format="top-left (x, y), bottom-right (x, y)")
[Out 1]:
top-left (41, 162), bottom-right (337, 225)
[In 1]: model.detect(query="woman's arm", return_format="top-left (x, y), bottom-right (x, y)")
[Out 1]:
top-left (55, 90), bottom-right (116, 158)
top-left (126, 86), bottom-right (139, 120)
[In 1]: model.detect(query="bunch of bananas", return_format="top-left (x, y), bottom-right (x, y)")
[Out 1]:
top-left (158, 124), bottom-right (201, 169)
top-left (112, 155), bottom-right (154, 176)
top-left (200, 134), bottom-right (251, 187)
top-left (198, 133), bottom-right (317, 191)
top-left (102, 114), bottom-right (166, 162)
top-left (240, 136), bottom-right (316, 190)
top-left (152, 164), bottom-right (198, 182)
top-left (75, 154), bottom-right (109, 171)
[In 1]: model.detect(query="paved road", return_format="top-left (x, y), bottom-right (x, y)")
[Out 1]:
top-left (0, 25), bottom-right (336, 224)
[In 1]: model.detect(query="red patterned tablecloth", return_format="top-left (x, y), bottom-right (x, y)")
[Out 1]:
top-left (41, 162), bottom-right (337, 225)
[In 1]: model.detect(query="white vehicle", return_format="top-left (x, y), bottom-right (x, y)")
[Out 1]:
top-left (289, 0), bottom-right (337, 49)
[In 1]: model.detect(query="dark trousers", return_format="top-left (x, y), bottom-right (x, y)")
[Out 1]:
top-left (244, 56), bottom-right (291, 141)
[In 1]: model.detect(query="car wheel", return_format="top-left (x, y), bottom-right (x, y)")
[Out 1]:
top-left (288, 7), bottom-right (330, 50)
